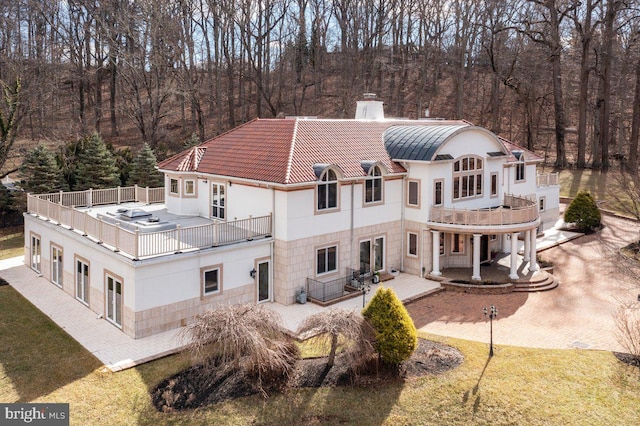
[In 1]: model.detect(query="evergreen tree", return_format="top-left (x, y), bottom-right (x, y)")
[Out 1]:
top-left (19, 144), bottom-right (68, 193)
top-left (73, 133), bottom-right (121, 190)
top-left (127, 143), bottom-right (164, 187)
top-left (564, 191), bottom-right (602, 232)
top-left (362, 286), bottom-right (418, 365)
top-left (183, 133), bottom-right (201, 150)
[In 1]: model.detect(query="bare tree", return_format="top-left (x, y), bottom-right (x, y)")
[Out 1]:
top-left (296, 308), bottom-right (375, 369)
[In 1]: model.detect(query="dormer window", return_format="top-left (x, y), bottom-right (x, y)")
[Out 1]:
top-left (453, 156), bottom-right (483, 200)
top-left (317, 169), bottom-right (338, 211)
top-left (365, 165), bottom-right (383, 204)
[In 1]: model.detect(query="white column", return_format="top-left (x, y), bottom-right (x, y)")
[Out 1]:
top-left (472, 233), bottom-right (481, 281)
top-left (529, 228), bottom-right (539, 272)
top-left (509, 232), bottom-right (519, 280)
top-left (523, 230), bottom-right (531, 262)
top-left (431, 230), bottom-right (441, 276)
top-left (503, 234), bottom-right (511, 253)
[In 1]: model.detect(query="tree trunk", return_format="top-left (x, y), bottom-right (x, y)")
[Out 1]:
top-left (629, 53), bottom-right (640, 171)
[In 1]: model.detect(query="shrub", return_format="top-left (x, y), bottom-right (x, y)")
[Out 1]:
top-left (73, 133), bottom-right (121, 190)
top-left (564, 191), bottom-right (601, 231)
top-left (362, 286), bottom-right (418, 365)
top-left (127, 143), bottom-right (164, 187)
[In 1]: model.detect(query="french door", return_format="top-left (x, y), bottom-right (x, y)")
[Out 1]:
top-left (257, 260), bottom-right (270, 302)
top-left (359, 236), bottom-right (385, 274)
top-left (106, 274), bottom-right (123, 328)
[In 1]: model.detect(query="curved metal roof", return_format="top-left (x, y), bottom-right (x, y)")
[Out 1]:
top-left (383, 124), bottom-right (469, 161)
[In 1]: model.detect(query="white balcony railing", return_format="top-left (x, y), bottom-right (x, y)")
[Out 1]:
top-left (537, 172), bottom-right (559, 187)
top-left (27, 187), bottom-right (272, 259)
top-left (429, 194), bottom-right (539, 227)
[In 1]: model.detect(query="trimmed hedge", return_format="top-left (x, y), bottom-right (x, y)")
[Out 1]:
top-left (362, 286), bottom-right (417, 365)
top-left (564, 191), bottom-right (601, 231)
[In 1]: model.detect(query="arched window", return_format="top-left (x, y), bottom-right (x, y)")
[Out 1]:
top-left (317, 169), bottom-right (338, 210)
top-left (453, 156), bottom-right (483, 200)
top-left (365, 165), bottom-right (383, 204)
top-left (514, 152), bottom-right (525, 182)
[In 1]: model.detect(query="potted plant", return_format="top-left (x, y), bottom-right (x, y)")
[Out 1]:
top-left (372, 270), bottom-right (380, 284)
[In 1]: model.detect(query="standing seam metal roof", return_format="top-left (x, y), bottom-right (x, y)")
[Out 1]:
top-left (383, 125), bottom-right (470, 161)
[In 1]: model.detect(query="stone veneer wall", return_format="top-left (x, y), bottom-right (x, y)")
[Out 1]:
top-left (403, 220), bottom-right (433, 276)
top-left (133, 283), bottom-right (255, 338)
top-left (274, 220), bottom-right (403, 305)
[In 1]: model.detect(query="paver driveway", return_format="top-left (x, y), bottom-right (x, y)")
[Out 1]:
top-left (407, 213), bottom-right (640, 352)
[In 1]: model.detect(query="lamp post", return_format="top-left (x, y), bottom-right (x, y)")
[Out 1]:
top-left (361, 280), bottom-right (371, 308)
top-left (483, 305), bottom-right (498, 356)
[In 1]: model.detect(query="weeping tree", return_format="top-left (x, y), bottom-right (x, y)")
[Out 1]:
top-left (19, 144), bottom-right (69, 194)
top-left (296, 308), bottom-right (375, 369)
top-left (127, 143), bottom-right (164, 187)
top-left (180, 304), bottom-right (299, 392)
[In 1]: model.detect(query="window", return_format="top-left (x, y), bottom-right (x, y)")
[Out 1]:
top-left (434, 180), bottom-right (443, 206)
top-left (76, 257), bottom-right (89, 305)
top-left (515, 153), bottom-right (525, 182)
top-left (317, 245), bottom-right (337, 275)
top-left (490, 234), bottom-right (497, 241)
top-left (202, 267), bottom-right (221, 295)
top-left (539, 197), bottom-right (546, 212)
top-left (106, 273), bottom-right (123, 328)
top-left (184, 179), bottom-right (195, 195)
top-left (365, 166), bottom-right (382, 204)
top-left (407, 180), bottom-right (420, 207)
top-left (439, 232), bottom-right (445, 256)
top-left (451, 233), bottom-right (465, 254)
top-left (30, 233), bottom-right (41, 273)
top-left (211, 182), bottom-right (225, 219)
top-left (170, 178), bottom-right (179, 194)
top-left (51, 245), bottom-right (63, 287)
top-left (408, 232), bottom-right (418, 257)
top-left (453, 156), bottom-right (483, 200)
top-left (490, 172), bottom-right (498, 197)
top-left (317, 169), bottom-right (338, 211)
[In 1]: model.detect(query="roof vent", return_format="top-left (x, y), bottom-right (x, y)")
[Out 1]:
top-left (355, 93), bottom-right (385, 120)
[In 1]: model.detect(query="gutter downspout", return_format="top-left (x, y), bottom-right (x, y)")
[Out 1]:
top-left (271, 186), bottom-right (276, 302)
top-left (400, 176), bottom-right (406, 271)
top-left (420, 228), bottom-right (429, 278)
top-left (350, 182), bottom-right (354, 273)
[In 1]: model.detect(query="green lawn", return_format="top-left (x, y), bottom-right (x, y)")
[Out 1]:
top-left (0, 226), bottom-right (23, 260)
top-left (1, 285), bottom-right (639, 425)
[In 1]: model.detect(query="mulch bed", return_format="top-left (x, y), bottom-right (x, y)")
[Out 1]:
top-left (152, 338), bottom-right (463, 412)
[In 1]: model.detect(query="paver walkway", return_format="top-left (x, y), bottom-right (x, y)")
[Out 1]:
top-left (407, 213), bottom-right (639, 352)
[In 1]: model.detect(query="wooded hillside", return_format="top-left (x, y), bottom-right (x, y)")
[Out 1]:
top-left (1, 0), bottom-right (638, 176)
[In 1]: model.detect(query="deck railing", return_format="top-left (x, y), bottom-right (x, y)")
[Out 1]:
top-left (536, 172), bottom-right (559, 187)
top-left (26, 190), bottom-right (272, 259)
top-left (429, 194), bottom-right (539, 226)
top-left (29, 185), bottom-right (165, 208)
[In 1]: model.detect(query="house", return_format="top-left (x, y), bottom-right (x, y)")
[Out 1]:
top-left (23, 95), bottom-right (559, 338)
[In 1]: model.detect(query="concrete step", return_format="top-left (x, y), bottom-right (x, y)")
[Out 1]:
top-left (512, 277), bottom-right (558, 292)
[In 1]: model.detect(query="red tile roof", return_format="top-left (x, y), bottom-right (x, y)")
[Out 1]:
top-left (158, 118), bottom-right (537, 184)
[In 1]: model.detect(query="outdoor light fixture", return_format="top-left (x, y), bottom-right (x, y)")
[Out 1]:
top-left (250, 268), bottom-right (256, 278)
top-left (483, 305), bottom-right (498, 357)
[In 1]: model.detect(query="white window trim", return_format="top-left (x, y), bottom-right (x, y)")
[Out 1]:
top-left (169, 178), bottom-right (179, 195)
top-left (105, 271), bottom-right (123, 329)
top-left (364, 166), bottom-right (383, 205)
top-left (453, 156), bottom-right (484, 201)
top-left (51, 243), bottom-right (63, 288)
top-left (490, 172), bottom-right (499, 198)
top-left (184, 179), bottom-right (196, 197)
top-left (211, 182), bottom-right (226, 220)
top-left (451, 233), bottom-right (465, 254)
top-left (434, 179), bottom-right (444, 206)
top-left (539, 196), bottom-right (546, 212)
top-left (75, 255), bottom-right (90, 306)
top-left (316, 169), bottom-right (340, 213)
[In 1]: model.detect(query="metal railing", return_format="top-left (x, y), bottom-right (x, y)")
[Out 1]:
top-left (26, 190), bottom-right (272, 259)
top-left (429, 194), bottom-right (539, 226)
top-left (536, 173), bottom-right (559, 187)
top-left (306, 268), bottom-right (363, 303)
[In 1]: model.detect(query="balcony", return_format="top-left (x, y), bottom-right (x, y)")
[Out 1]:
top-left (26, 186), bottom-right (272, 260)
top-left (536, 172), bottom-right (559, 187)
top-left (428, 194), bottom-right (539, 230)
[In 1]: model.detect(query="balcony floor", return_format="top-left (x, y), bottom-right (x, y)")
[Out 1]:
top-left (79, 202), bottom-right (214, 229)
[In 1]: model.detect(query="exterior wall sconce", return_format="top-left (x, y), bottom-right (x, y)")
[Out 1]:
top-left (250, 268), bottom-right (256, 278)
